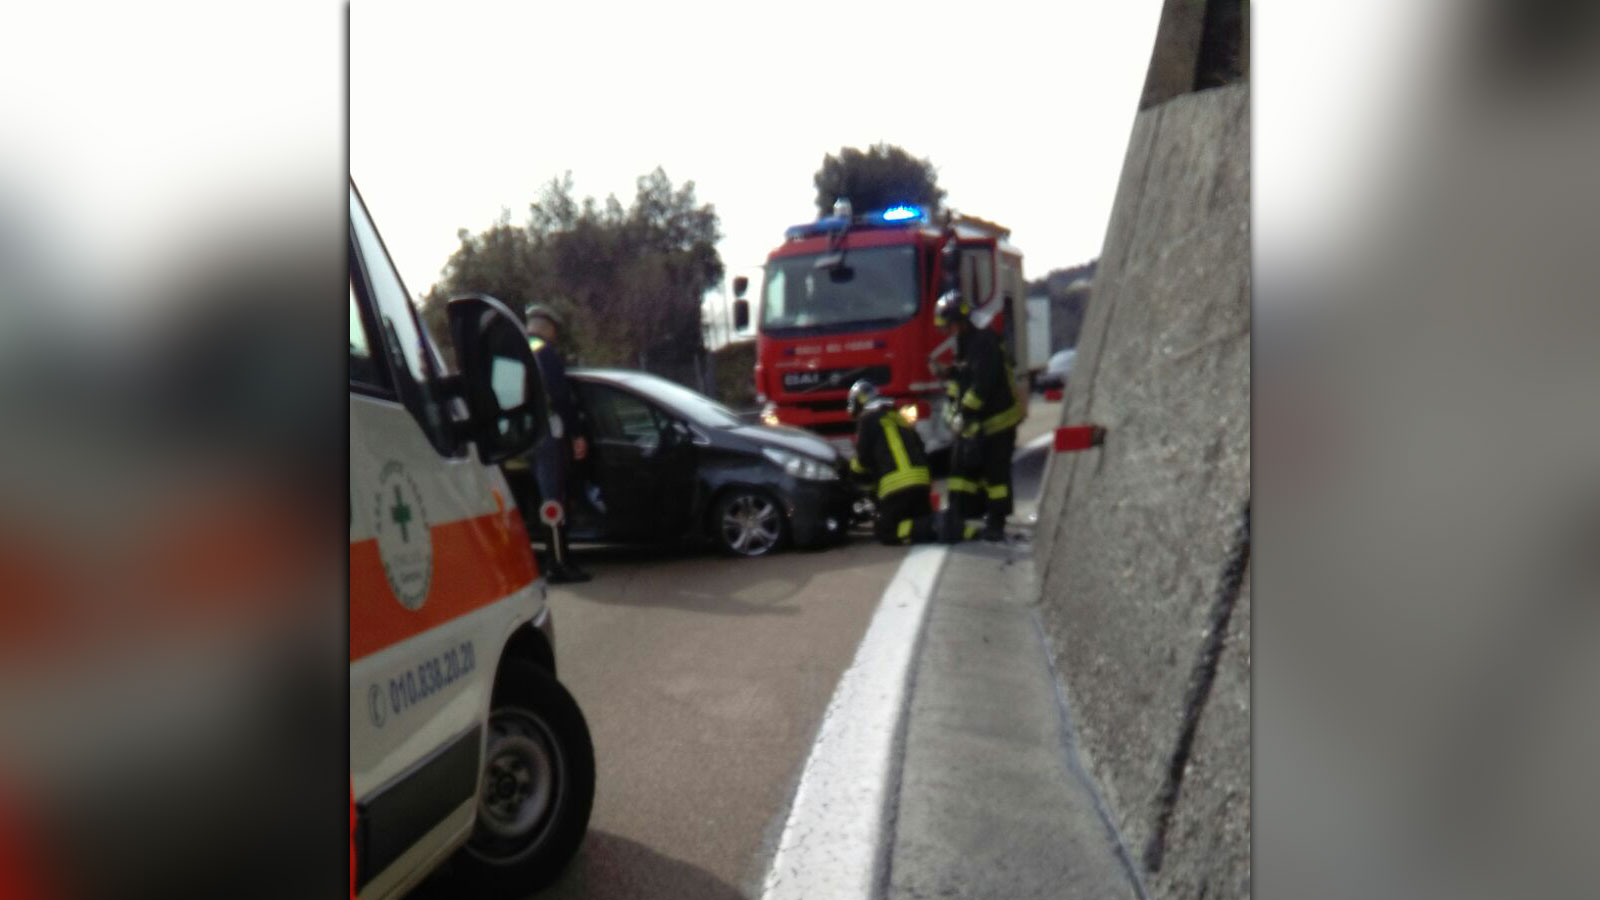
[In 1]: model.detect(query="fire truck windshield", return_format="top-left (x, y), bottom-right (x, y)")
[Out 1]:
top-left (760, 245), bottom-right (918, 335)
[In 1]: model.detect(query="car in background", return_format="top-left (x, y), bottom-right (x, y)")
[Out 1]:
top-left (561, 369), bottom-right (853, 557)
top-left (1034, 348), bottom-right (1077, 392)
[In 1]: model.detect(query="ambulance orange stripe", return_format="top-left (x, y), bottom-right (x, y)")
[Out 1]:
top-left (350, 509), bottom-right (538, 661)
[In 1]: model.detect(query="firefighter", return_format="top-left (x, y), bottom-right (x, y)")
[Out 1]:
top-left (939, 356), bottom-right (987, 526)
top-left (935, 292), bottom-right (1023, 541)
top-left (503, 304), bottom-right (593, 583)
top-left (846, 380), bottom-right (967, 545)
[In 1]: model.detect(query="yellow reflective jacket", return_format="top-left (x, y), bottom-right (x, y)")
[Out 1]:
top-left (849, 405), bottom-right (931, 499)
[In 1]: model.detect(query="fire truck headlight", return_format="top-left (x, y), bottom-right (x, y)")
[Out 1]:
top-left (898, 403), bottom-right (920, 425)
top-left (760, 403), bottom-right (780, 427)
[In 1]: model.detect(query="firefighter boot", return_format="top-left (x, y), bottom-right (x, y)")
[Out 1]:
top-left (909, 515), bottom-right (940, 544)
top-left (937, 508), bottom-right (962, 544)
top-left (979, 510), bottom-right (1008, 543)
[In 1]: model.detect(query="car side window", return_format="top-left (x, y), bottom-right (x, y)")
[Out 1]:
top-left (583, 385), bottom-right (663, 450)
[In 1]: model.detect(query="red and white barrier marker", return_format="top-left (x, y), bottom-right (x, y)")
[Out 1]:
top-left (539, 500), bottom-right (565, 526)
top-left (1054, 425), bottom-right (1106, 452)
top-left (538, 500), bottom-right (567, 568)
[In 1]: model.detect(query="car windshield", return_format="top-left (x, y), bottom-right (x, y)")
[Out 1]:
top-left (760, 245), bottom-right (918, 334)
top-left (624, 374), bottom-right (744, 429)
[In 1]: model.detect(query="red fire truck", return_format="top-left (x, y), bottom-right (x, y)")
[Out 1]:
top-left (732, 201), bottom-right (1031, 456)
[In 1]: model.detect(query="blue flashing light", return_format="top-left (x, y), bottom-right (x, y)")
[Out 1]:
top-left (784, 206), bottom-right (923, 241)
top-left (785, 215), bottom-right (852, 240)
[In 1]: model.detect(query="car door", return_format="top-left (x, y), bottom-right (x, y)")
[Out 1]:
top-left (576, 382), bottom-right (695, 541)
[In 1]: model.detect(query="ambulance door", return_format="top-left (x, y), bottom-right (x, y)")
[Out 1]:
top-left (349, 187), bottom-right (532, 896)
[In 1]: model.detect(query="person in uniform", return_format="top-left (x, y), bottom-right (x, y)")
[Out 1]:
top-left (846, 380), bottom-right (972, 545)
top-left (934, 292), bottom-right (1023, 542)
top-left (938, 353), bottom-right (987, 528)
top-left (503, 304), bottom-right (593, 583)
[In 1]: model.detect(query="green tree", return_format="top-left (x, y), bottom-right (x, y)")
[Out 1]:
top-left (812, 143), bottom-right (946, 217)
top-left (421, 168), bottom-right (723, 383)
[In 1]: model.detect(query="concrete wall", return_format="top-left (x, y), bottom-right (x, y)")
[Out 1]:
top-left (1031, 78), bottom-right (1250, 899)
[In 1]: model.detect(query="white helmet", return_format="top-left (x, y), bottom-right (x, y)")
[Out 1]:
top-left (846, 379), bottom-right (879, 417)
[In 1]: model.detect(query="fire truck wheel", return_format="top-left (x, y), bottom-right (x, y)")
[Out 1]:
top-left (712, 489), bottom-right (788, 557)
top-left (457, 660), bottom-right (595, 894)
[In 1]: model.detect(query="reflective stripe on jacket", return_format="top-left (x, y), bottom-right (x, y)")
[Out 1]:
top-left (956, 328), bottom-right (1022, 435)
top-left (851, 405), bottom-right (931, 499)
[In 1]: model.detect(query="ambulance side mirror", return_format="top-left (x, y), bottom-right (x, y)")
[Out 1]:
top-left (446, 293), bottom-right (545, 464)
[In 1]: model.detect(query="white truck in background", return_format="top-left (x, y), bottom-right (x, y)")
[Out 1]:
top-left (1026, 293), bottom-right (1051, 388)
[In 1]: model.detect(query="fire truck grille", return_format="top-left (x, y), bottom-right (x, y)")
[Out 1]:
top-left (809, 420), bottom-right (857, 436)
top-left (779, 365), bottom-right (891, 394)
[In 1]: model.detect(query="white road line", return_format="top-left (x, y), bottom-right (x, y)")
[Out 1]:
top-left (759, 544), bottom-right (949, 900)
top-left (1021, 431), bottom-right (1055, 453)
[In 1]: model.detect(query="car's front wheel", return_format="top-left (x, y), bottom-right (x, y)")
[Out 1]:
top-left (712, 489), bottom-right (787, 557)
top-left (454, 660), bottom-right (594, 895)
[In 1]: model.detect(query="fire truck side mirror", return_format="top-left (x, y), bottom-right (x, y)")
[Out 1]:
top-left (446, 293), bottom-right (546, 464)
top-left (733, 299), bottom-right (750, 332)
top-left (732, 275), bottom-right (749, 299)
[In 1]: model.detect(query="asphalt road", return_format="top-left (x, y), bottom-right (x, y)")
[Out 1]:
top-left (542, 540), bottom-right (908, 899)
top-left (412, 396), bottom-right (1062, 900)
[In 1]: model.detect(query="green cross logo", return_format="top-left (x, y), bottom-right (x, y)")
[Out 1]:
top-left (390, 485), bottom-right (413, 543)
top-left (375, 461), bottom-right (432, 611)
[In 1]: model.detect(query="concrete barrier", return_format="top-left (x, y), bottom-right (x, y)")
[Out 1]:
top-left (1031, 75), bottom-right (1250, 900)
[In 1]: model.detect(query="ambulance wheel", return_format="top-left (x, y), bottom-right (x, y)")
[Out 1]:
top-left (712, 489), bottom-right (787, 557)
top-left (457, 660), bottom-right (595, 894)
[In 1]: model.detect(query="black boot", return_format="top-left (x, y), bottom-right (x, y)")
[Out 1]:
top-left (546, 565), bottom-right (591, 585)
top-left (979, 511), bottom-right (1008, 543)
top-left (937, 508), bottom-right (964, 544)
top-left (544, 524), bottom-right (592, 584)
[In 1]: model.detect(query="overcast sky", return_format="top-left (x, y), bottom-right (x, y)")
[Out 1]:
top-left (352, 0), bottom-right (1165, 305)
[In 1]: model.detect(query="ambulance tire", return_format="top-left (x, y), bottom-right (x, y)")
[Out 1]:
top-left (457, 660), bottom-right (595, 895)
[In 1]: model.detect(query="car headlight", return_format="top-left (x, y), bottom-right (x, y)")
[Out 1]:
top-left (762, 447), bottom-right (840, 481)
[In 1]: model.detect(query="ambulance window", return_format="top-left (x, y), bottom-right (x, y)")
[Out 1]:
top-left (350, 189), bottom-right (459, 455)
top-left (351, 218), bottom-right (427, 383)
top-left (350, 282), bottom-right (389, 392)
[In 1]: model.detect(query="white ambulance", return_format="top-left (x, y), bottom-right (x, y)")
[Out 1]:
top-left (349, 181), bottom-right (594, 899)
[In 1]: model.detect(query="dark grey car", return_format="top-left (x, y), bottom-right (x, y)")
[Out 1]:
top-left (563, 369), bottom-right (854, 557)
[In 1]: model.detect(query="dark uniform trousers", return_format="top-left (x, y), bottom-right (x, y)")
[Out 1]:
top-left (979, 428), bottom-right (1015, 518)
top-left (875, 487), bottom-right (939, 546)
top-left (946, 327), bottom-right (1022, 530)
top-left (852, 406), bottom-right (940, 546)
top-left (944, 426), bottom-right (1016, 524)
